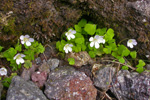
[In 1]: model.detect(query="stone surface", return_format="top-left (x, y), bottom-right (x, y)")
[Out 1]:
top-left (21, 64), bottom-right (39, 81)
top-left (110, 70), bottom-right (150, 100)
top-left (65, 51), bottom-right (93, 67)
top-left (44, 66), bottom-right (97, 100)
top-left (38, 61), bottom-right (50, 74)
top-left (6, 76), bottom-right (48, 100)
top-left (47, 58), bottom-right (59, 70)
top-left (93, 64), bottom-right (116, 91)
top-left (1, 0), bottom-right (150, 58)
top-left (31, 71), bottom-right (47, 88)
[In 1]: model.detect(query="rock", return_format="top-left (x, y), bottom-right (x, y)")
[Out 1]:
top-left (31, 71), bottom-right (47, 88)
top-left (93, 64), bottom-right (116, 91)
top-left (38, 61), bottom-right (50, 74)
top-left (0, 82), bottom-right (3, 100)
top-left (65, 51), bottom-right (93, 68)
top-left (21, 64), bottom-right (39, 81)
top-left (110, 70), bottom-right (150, 100)
top-left (35, 57), bottom-right (42, 65)
top-left (6, 76), bottom-right (48, 100)
top-left (44, 66), bottom-right (97, 100)
top-left (47, 58), bottom-right (59, 70)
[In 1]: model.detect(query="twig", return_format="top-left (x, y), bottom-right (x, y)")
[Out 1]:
top-left (101, 59), bottom-right (136, 70)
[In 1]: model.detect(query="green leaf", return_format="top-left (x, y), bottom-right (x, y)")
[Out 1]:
top-left (24, 60), bottom-right (32, 69)
top-left (3, 48), bottom-right (17, 61)
top-left (103, 47), bottom-right (112, 54)
top-left (136, 60), bottom-right (146, 68)
top-left (0, 46), bottom-right (3, 52)
top-left (78, 19), bottom-right (87, 27)
top-left (111, 52), bottom-right (120, 59)
top-left (15, 43), bottom-right (22, 52)
top-left (119, 57), bottom-right (125, 63)
top-left (122, 65), bottom-right (129, 70)
top-left (136, 67), bottom-right (144, 73)
top-left (130, 51), bottom-right (137, 59)
top-left (68, 58), bottom-right (75, 65)
top-left (36, 43), bottom-right (45, 53)
top-left (24, 50), bottom-right (35, 60)
top-left (104, 28), bottom-right (114, 41)
top-left (75, 37), bottom-right (84, 44)
top-left (84, 24), bottom-right (96, 35)
top-left (56, 41), bottom-right (61, 49)
top-left (118, 45), bottom-right (130, 57)
top-left (89, 51), bottom-right (96, 58)
top-left (75, 25), bottom-right (82, 32)
top-left (81, 44), bottom-right (86, 51)
top-left (96, 28), bottom-right (107, 36)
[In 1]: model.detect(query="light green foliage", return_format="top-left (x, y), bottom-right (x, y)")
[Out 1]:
top-left (68, 58), bottom-right (75, 65)
top-left (84, 24), bottom-right (97, 35)
top-left (0, 38), bottom-right (44, 71)
top-left (24, 60), bottom-right (32, 69)
top-left (56, 19), bottom-right (146, 73)
top-left (136, 60), bottom-right (145, 73)
top-left (0, 46), bottom-right (3, 52)
top-left (1, 73), bottom-right (17, 88)
top-left (130, 51), bottom-right (137, 59)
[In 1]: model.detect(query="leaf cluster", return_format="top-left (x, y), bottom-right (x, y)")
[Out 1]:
top-left (56, 19), bottom-right (146, 73)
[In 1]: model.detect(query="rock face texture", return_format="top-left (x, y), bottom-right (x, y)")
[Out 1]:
top-left (44, 66), bottom-right (97, 100)
top-left (6, 76), bottom-right (47, 100)
top-left (93, 64), bottom-right (116, 91)
top-left (110, 70), bottom-right (150, 100)
top-left (1, 0), bottom-right (150, 57)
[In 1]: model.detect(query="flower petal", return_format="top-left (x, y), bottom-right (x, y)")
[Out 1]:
top-left (71, 30), bottom-right (76, 34)
top-left (21, 54), bottom-right (25, 57)
top-left (68, 47), bottom-right (72, 52)
top-left (65, 49), bottom-right (68, 53)
top-left (89, 37), bottom-right (93, 41)
top-left (69, 44), bottom-right (73, 47)
top-left (70, 34), bottom-right (75, 39)
top-left (21, 41), bottom-right (25, 44)
top-left (19, 58), bottom-right (25, 64)
top-left (95, 42), bottom-right (100, 49)
top-left (25, 35), bottom-right (30, 38)
top-left (16, 59), bottom-right (20, 65)
top-left (26, 41), bottom-right (31, 46)
top-left (67, 36), bottom-right (71, 40)
top-left (90, 42), bottom-right (94, 47)
top-left (29, 38), bottom-right (34, 42)
top-left (20, 35), bottom-right (24, 40)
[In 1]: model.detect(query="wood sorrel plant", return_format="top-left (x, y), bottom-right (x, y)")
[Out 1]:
top-left (0, 35), bottom-right (45, 71)
top-left (56, 19), bottom-right (146, 73)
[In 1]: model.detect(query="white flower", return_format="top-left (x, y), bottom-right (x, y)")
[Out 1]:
top-left (89, 35), bottom-right (105, 49)
top-left (65, 29), bottom-right (76, 40)
top-left (63, 44), bottom-right (73, 53)
top-left (127, 39), bottom-right (137, 48)
top-left (13, 53), bottom-right (25, 65)
top-left (0, 68), bottom-right (7, 76)
top-left (20, 35), bottom-right (34, 46)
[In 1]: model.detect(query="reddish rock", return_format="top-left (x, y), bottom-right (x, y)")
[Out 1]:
top-left (31, 71), bottom-right (47, 88)
top-left (44, 66), bottom-right (97, 100)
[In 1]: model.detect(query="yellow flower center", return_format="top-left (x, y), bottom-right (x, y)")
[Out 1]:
top-left (16, 54), bottom-right (21, 59)
top-left (23, 37), bottom-right (29, 42)
top-left (129, 40), bottom-right (133, 43)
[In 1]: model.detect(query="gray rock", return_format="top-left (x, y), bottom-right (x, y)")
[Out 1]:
top-left (35, 57), bottom-right (42, 65)
top-left (44, 66), bottom-right (97, 100)
top-left (39, 61), bottom-right (50, 73)
top-left (93, 64), bottom-right (116, 91)
top-left (6, 76), bottom-right (48, 100)
top-left (127, 0), bottom-right (150, 18)
top-left (0, 82), bottom-right (3, 100)
top-left (47, 58), bottom-right (59, 70)
top-left (110, 70), bottom-right (150, 100)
